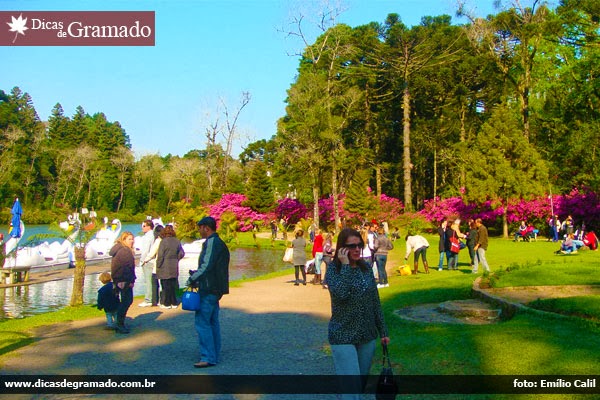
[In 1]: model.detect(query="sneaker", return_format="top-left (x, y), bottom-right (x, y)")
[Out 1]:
top-left (377, 284), bottom-right (384, 289)
top-left (159, 304), bottom-right (170, 309)
top-left (384, 284), bottom-right (389, 287)
top-left (438, 268), bottom-right (442, 271)
top-left (138, 301), bottom-right (152, 307)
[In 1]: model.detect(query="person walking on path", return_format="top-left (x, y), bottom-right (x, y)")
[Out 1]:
top-left (472, 218), bottom-right (491, 274)
top-left (291, 229), bottom-right (307, 285)
top-left (405, 234), bottom-right (430, 274)
top-left (374, 227), bottom-right (393, 288)
top-left (138, 219), bottom-right (155, 307)
top-left (188, 216), bottom-right (230, 368)
top-left (109, 231), bottom-right (136, 334)
top-left (311, 229), bottom-right (324, 285)
top-left (156, 225), bottom-right (185, 309)
top-left (325, 228), bottom-right (390, 400)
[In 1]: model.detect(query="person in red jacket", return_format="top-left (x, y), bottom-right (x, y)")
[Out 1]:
top-left (311, 229), bottom-right (324, 285)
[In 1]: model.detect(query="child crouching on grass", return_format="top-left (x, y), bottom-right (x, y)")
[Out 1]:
top-left (97, 272), bottom-right (120, 329)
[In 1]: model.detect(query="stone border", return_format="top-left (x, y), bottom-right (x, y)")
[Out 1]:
top-left (471, 277), bottom-right (524, 320)
top-left (471, 276), bottom-right (598, 323)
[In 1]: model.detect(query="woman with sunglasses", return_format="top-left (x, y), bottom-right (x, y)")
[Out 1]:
top-left (325, 228), bottom-right (390, 399)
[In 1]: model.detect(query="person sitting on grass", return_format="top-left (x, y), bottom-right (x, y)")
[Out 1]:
top-left (559, 233), bottom-right (578, 254)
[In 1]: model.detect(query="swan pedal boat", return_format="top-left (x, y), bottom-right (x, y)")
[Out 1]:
top-left (2, 220), bottom-right (122, 271)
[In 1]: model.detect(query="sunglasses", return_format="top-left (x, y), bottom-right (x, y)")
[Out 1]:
top-left (344, 243), bottom-right (362, 249)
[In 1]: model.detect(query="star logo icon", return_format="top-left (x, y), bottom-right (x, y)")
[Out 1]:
top-left (7, 14), bottom-right (28, 43)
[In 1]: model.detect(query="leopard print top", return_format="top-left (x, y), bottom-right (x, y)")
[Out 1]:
top-left (326, 263), bottom-right (388, 345)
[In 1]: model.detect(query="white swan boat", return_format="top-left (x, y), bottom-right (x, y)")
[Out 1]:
top-left (2, 219), bottom-right (123, 270)
top-left (3, 221), bottom-right (25, 258)
top-left (84, 219), bottom-right (122, 260)
top-left (182, 239), bottom-right (205, 259)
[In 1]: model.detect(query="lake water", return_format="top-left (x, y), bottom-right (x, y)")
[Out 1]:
top-left (0, 223), bottom-right (288, 319)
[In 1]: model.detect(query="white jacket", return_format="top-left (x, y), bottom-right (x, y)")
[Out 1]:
top-left (405, 235), bottom-right (430, 259)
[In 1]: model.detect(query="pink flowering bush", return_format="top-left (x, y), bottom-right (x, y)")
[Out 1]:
top-left (419, 188), bottom-right (600, 231)
top-left (207, 193), bottom-right (266, 232)
top-left (271, 198), bottom-right (308, 225)
top-left (203, 188), bottom-right (600, 234)
top-left (375, 194), bottom-right (405, 222)
top-left (317, 195), bottom-right (348, 224)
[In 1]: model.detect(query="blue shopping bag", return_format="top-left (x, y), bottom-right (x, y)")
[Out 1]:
top-left (181, 287), bottom-right (201, 311)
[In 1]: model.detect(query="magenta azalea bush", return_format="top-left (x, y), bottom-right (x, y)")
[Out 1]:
top-left (208, 193), bottom-right (266, 232)
top-left (205, 188), bottom-right (600, 234)
top-left (419, 188), bottom-right (600, 231)
top-left (317, 195), bottom-right (347, 224)
top-left (375, 194), bottom-right (405, 221)
top-left (266, 198), bottom-right (309, 226)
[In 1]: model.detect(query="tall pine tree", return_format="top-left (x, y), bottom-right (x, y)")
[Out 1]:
top-left (244, 161), bottom-right (275, 213)
top-left (344, 169), bottom-right (378, 220)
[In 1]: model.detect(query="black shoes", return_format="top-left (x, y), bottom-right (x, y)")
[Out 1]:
top-left (115, 324), bottom-right (130, 334)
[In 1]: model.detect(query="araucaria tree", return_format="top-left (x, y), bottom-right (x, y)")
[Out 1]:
top-left (244, 161), bottom-right (275, 213)
top-left (465, 104), bottom-right (548, 237)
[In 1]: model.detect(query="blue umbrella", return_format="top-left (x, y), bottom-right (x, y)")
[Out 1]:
top-left (10, 197), bottom-right (22, 238)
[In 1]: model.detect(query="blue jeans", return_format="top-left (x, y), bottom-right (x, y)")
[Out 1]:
top-left (438, 251), bottom-right (446, 269)
top-left (194, 294), bottom-right (221, 365)
top-left (105, 311), bottom-right (116, 327)
top-left (314, 252), bottom-right (323, 274)
top-left (375, 255), bottom-right (388, 284)
top-left (446, 250), bottom-right (458, 269)
top-left (331, 339), bottom-right (377, 400)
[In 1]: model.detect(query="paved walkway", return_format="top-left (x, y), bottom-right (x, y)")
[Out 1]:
top-left (1, 274), bottom-right (340, 400)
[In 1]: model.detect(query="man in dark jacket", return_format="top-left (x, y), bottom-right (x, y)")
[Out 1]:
top-left (188, 216), bottom-right (230, 368)
top-left (437, 220), bottom-right (448, 271)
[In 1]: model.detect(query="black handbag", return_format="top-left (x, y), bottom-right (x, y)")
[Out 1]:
top-left (376, 344), bottom-right (398, 400)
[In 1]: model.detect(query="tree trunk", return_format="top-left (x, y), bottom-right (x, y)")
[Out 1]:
top-left (70, 246), bottom-right (86, 306)
top-left (117, 175), bottom-right (125, 212)
top-left (502, 202), bottom-right (509, 239)
top-left (402, 84), bottom-right (413, 212)
top-left (433, 147), bottom-right (438, 202)
top-left (459, 106), bottom-right (467, 187)
top-left (332, 167), bottom-right (340, 234)
top-left (313, 184), bottom-right (320, 230)
top-left (375, 165), bottom-right (382, 199)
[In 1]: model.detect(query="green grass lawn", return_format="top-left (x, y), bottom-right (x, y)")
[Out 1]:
top-left (379, 233), bottom-right (600, 378)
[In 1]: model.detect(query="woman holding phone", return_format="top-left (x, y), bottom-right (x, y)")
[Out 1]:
top-left (325, 228), bottom-right (390, 399)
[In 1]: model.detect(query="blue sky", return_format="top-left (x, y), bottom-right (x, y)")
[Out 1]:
top-left (0, 0), bottom-right (497, 158)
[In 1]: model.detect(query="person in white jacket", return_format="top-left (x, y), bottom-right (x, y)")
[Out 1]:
top-left (141, 224), bottom-right (164, 307)
top-left (404, 234), bottom-right (430, 274)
